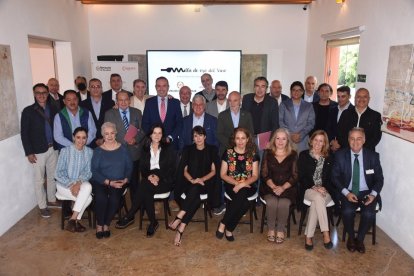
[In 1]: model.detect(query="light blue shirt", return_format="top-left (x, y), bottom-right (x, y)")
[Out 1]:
top-left (230, 110), bottom-right (240, 128)
top-left (192, 113), bottom-right (205, 128)
top-left (293, 100), bottom-right (301, 120)
top-left (119, 107), bottom-right (130, 123)
top-left (53, 107), bottom-right (97, 147)
top-left (91, 98), bottom-right (102, 120)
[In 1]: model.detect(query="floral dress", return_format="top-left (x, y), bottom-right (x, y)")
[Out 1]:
top-left (222, 148), bottom-right (260, 189)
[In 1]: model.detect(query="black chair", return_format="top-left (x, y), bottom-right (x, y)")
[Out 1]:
top-left (180, 193), bottom-right (213, 232)
top-left (259, 197), bottom-right (297, 238)
top-left (224, 192), bottom-right (258, 233)
top-left (139, 191), bottom-right (172, 230)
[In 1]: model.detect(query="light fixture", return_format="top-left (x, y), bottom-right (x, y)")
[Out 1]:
top-left (336, 0), bottom-right (345, 3)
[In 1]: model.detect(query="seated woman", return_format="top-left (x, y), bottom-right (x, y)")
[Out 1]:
top-left (169, 126), bottom-right (218, 246)
top-left (298, 129), bottom-right (333, 250)
top-left (260, 128), bottom-right (298, 244)
top-left (117, 123), bottom-right (176, 238)
top-left (55, 127), bottom-right (93, 232)
top-left (91, 122), bottom-right (132, 239)
top-left (216, 127), bottom-right (259, 241)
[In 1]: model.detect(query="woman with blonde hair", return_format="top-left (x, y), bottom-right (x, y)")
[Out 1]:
top-left (260, 128), bottom-right (298, 244)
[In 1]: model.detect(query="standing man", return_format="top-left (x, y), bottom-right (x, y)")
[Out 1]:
top-left (311, 83), bottom-right (338, 135)
top-left (74, 76), bottom-right (89, 102)
top-left (21, 83), bottom-right (59, 218)
top-left (80, 78), bottom-right (115, 148)
top-left (142, 76), bottom-right (183, 149)
top-left (195, 73), bottom-right (217, 103)
top-left (332, 127), bottom-right (384, 253)
top-left (206, 81), bottom-right (229, 118)
top-left (47, 78), bottom-right (64, 110)
top-left (337, 88), bottom-right (382, 152)
top-left (327, 85), bottom-right (354, 152)
top-left (242, 76), bottom-right (279, 138)
top-left (53, 90), bottom-right (97, 150)
top-left (130, 79), bottom-right (150, 114)
top-left (269, 80), bottom-right (289, 105)
top-left (303, 76), bottom-right (319, 103)
top-left (102, 73), bottom-right (132, 104)
top-left (179, 85), bottom-right (192, 117)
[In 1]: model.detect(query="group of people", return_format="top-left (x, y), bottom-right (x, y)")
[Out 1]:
top-left (20, 73), bottom-right (384, 253)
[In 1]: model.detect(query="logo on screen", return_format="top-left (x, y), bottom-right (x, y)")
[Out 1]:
top-left (96, 66), bottom-right (111, 71)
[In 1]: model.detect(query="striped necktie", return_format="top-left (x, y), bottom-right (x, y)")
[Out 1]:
top-left (122, 110), bottom-right (129, 130)
top-left (183, 105), bottom-right (188, 117)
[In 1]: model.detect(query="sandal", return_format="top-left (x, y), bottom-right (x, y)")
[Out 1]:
top-left (168, 216), bottom-right (182, 231)
top-left (267, 235), bottom-right (276, 242)
top-left (275, 236), bottom-right (285, 244)
top-left (174, 228), bottom-right (184, 246)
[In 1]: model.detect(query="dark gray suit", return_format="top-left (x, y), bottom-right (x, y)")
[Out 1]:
top-left (206, 100), bottom-right (228, 118)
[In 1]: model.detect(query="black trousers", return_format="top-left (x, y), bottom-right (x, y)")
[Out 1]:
top-left (126, 178), bottom-right (171, 224)
top-left (92, 181), bottom-right (124, 226)
top-left (181, 184), bottom-right (208, 225)
top-left (341, 190), bottom-right (377, 242)
top-left (222, 184), bottom-right (256, 232)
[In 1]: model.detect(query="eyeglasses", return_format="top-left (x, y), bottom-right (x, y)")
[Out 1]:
top-left (90, 85), bottom-right (102, 89)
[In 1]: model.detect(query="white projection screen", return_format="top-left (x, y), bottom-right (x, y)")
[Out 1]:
top-left (147, 50), bottom-right (242, 97)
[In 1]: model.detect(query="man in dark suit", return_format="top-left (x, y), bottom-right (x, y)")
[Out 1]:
top-left (303, 75), bottom-right (320, 103)
top-left (179, 85), bottom-right (192, 117)
top-left (242, 76), bottom-right (279, 137)
top-left (142, 76), bottom-right (183, 149)
top-left (179, 94), bottom-right (218, 151)
top-left (21, 83), bottom-right (59, 218)
top-left (337, 88), bottom-right (382, 152)
top-left (74, 76), bottom-right (90, 102)
top-left (47, 78), bottom-right (64, 110)
top-left (105, 91), bottom-right (146, 229)
top-left (327, 85), bottom-right (354, 152)
top-left (332, 127), bottom-right (384, 253)
top-left (102, 73), bottom-right (132, 104)
top-left (79, 78), bottom-right (114, 148)
top-left (311, 83), bottom-right (338, 136)
top-left (217, 91), bottom-right (254, 156)
top-left (269, 80), bottom-right (289, 105)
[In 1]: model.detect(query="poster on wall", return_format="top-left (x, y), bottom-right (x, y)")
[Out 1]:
top-left (382, 44), bottom-right (414, 143)
top-left (0, 45), bottom-right (19, 141)
top-left (146, 50), bottom-right (242, 98)
top-left (91, 61), bottom-right (138, 92)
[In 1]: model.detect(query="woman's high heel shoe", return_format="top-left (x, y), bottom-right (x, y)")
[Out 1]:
top-left (174, 229), bottom-right (184, 246)
top-left (168, 216), bottom-right (182, 231)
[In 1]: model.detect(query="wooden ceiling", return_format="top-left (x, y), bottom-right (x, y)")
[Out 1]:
top-left (77, 0), bottom-right (314, 4)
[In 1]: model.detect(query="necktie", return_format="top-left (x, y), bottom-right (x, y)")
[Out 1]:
top-left (183, 105), bottom-right (188, 117)
top-left (160, 97), bottom-right (166, 122)
top-left (122, 110), bottom-right (129, 130)
top-left (352, 154), bottom-right (360, 196)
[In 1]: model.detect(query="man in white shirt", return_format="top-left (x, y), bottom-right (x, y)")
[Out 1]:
top-left (206, 81), bottom-right (229, 118)
top-left (102, 73), bottom-right (132, 103)
top-left (303, 76), bottom-right (319, 103)
top-left (269, 80), bottom-right (289, 105)
top-left (179, 85), bottom-right (192, 117)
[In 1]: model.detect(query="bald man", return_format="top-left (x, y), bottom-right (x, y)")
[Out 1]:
top-left (269, 80), bottom-right (289, 105)
top-left (303, 76), bottom-right (320, 103)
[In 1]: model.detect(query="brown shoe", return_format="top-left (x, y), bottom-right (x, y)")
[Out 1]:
top-left (65, 219), bottom-right (77, 232)
top-left (346, 238), bottom-right (356, 252)
top-left (356, 240), bottom-right (366, 254)
top-left (76, 221), bottom-right (86, 232)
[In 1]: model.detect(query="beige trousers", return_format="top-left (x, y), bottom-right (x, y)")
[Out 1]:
top-left (304, 188), bottom-right (332, 238)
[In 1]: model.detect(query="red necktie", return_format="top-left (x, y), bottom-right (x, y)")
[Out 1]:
top-left (160, 97), bottom-right (166, 122)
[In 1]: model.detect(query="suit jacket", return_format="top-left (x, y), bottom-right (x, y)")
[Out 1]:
top-left (179, 112), bottom-right (219, 150)
top-left (76, 91), bottom-right (90, 102)
top-left (217, 108), bottom-right (254, 155)
top-left (102, 89), bottom-right (132, 105)
top-left (268, 93), bottom-right (289, 105)
top-left (104, 107), bottom-right (145, 161)
top-left (242, 93), bottom-right (279, 134)
top-left (337, 107), bottom-right (382, 151)
top-left (326, 103), bottom-right (354, 142)
top-left (80, 96), bottom-right (115, 148)
top-left (180, 101), bottom-right (192, 117)
top-left (48, 93), bottom-right (64, 111)
top-left (205, 100), bottom-right (228, 118)
top-left (21, 101), bottom-right (58, 155)
top-left (279, 99), bottom-right (315, 153)
top-left (142, 96), bottom-right (183, 149)
top-left (302, 91), bottom-right (320, 103)
top-left (331, 147), bottom-right (384, 205)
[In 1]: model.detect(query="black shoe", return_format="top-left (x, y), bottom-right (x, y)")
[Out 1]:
top-left (305, 243), bottom-right (314, 251)
top-left (215, 222), bottom-right (224, 240)
top-left (103, 230), bottom-right (111, 238)
top-left (347, 238), bottom-right (356, 252)
top-left (115, 217), bottom-right (135, 229)
top-left (146, 221), bottom-right (159, 238)
top-left (324, 241), bottom-right (333, 249)
top-left (96, 231), bottom-right (104, 239)
top-left (225, 232), bottom-right (235, 242)
top-left (356, 240), bottom-right (365, 254)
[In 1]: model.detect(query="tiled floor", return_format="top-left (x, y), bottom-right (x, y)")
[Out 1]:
top-left (0, 206), bottom-right (413, 275)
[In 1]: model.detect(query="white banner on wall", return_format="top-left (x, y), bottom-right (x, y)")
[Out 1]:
top-left (91, 61), bottom-right (139, 92)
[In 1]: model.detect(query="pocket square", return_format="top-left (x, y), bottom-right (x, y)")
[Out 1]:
top-left (366, 169), bottom-right (374, 174)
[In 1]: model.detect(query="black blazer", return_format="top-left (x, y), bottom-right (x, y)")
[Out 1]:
top-left (80, 96), bottom-right (115, 147)
top-left (76, 91), bottom-right (90, 101)
top-left (21, 101), bottom-right (58, 155)
top-left (242, 93), bottom-right (279, 134)
top-left (326, 103), bottom-right (354, 142)
top-left (48, 93), bottom-right (64, 111)
top-left (140, 144), bottom-right (177, 188)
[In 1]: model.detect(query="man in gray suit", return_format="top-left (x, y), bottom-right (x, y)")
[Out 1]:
top-left (206, 81), bottom-right (229, 118)
top-left (104, 91), bottom-right (146, 223)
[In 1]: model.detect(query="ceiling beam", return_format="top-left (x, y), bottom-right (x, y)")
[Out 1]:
top-left (77, 0), bottom-right (314, 4)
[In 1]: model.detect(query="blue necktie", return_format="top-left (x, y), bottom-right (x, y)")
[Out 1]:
top-left (352, 154), bottom-right (360, 196)
top-left (122, 110), bottom-right (129, 130)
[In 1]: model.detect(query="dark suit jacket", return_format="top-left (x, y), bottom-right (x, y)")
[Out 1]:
top-left (217, 108), bottom-right (254, 155)
top-left (326, 103), bottom-right (354, 142)
top-left (104, 107), bottom-right (145, 161)
top-left (331, 147), bottom-right (384, 205)
top-left (242, 93), bottom-right (279, 134)
top-left (302, 91), bottom-right (320, 103)
top-left (80, 96), bottom-right (115, 148)
top-left (311, 100), bottom-right (338, 135)
top-left (48, 93), bottom-right (64, 111)
top-left (76, 91), bottom-right (90, 102)
top-left (142, 96), bottom-right (183, 149)
top-left (337, 107), bottom-right (382, 151)
top-left (21, 101), bottom-right (58, 155)
top-left (179, 112), bottom-right (219, 150)
top-left (267, 93), bottom-right (289, 104)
